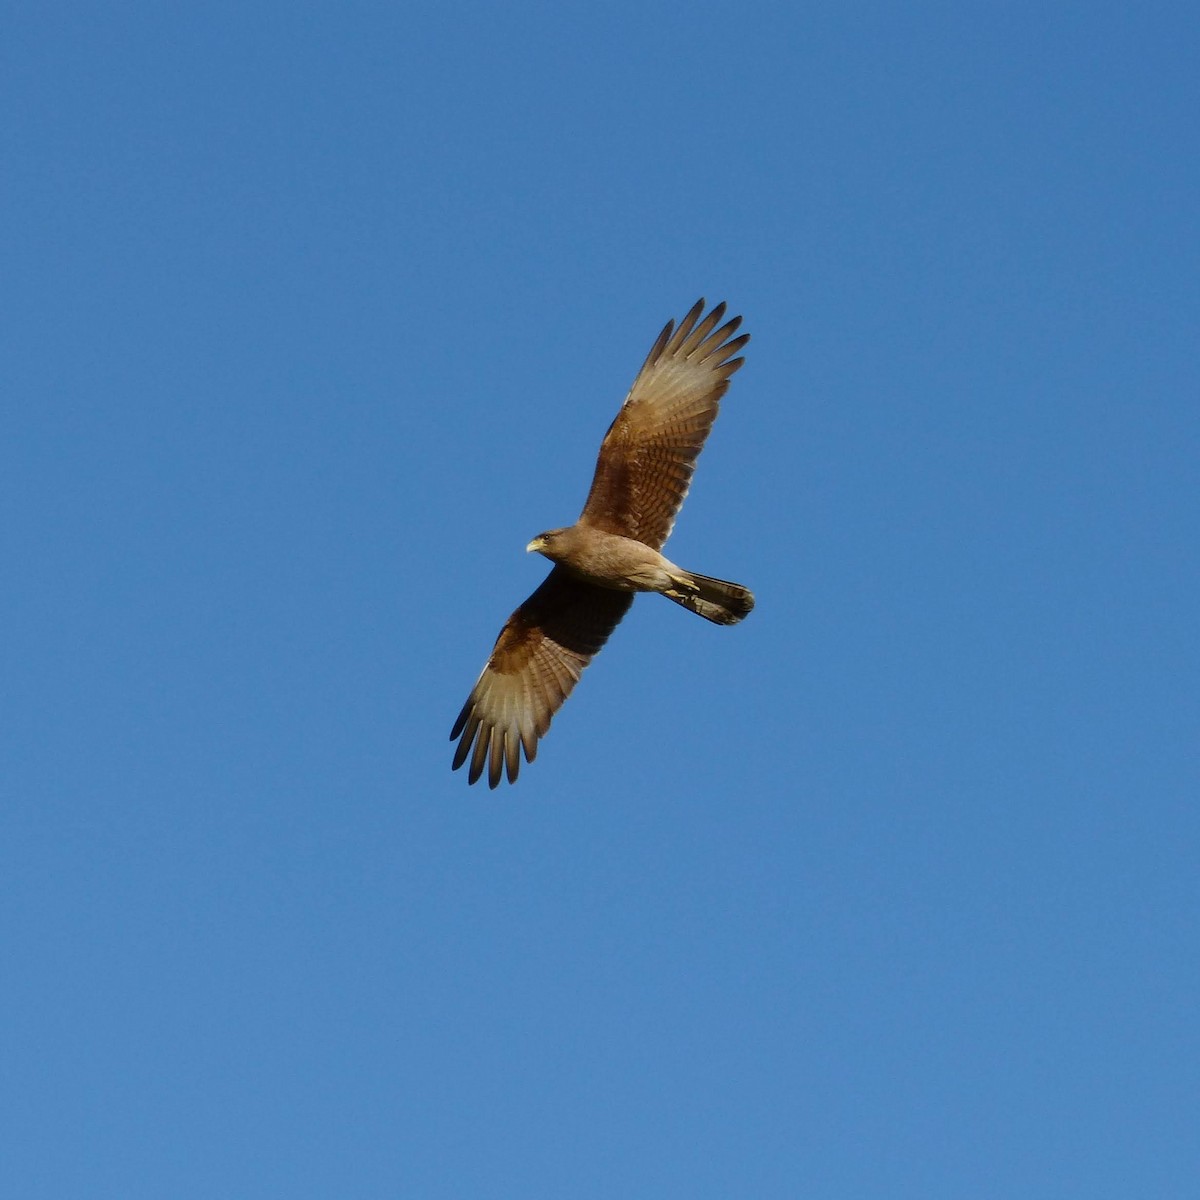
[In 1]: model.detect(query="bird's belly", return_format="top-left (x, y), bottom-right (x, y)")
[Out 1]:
top-left (561, 533), bottom-right (675, 592)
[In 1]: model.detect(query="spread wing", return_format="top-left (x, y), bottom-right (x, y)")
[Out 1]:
top-left (450, 566), bottom-right (634, 788)
top-left (578, 299), bottom-right (749, 550)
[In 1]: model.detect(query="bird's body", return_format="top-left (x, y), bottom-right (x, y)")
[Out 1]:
top-left (529, 527), bottom-right (670, 590)
top-left (529, 526), bottom-right (754, 622)
top-left (451, 299), bottom-right (754, 787)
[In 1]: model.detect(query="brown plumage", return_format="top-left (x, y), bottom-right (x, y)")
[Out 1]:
top-left (451, 300), bottom-right (754, 787)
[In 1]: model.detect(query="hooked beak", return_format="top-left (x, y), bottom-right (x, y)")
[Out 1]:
top-left (526, 536), bottom-right (546, 554)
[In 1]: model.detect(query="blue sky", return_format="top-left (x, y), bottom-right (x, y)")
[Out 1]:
top-left (3, 3), bottom-right (1198, 1196)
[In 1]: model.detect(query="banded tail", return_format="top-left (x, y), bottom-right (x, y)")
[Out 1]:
top-left (664, 571), bottom-right (755, 626)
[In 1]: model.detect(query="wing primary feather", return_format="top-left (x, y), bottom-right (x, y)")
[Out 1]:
top-left (452, 711), bottom-right (482, 770)
top-left (504, 727), bottom-right (520, 784)
top-left (671, 298), bottom-right (706, 350)
top-left (697, 315), bottom-right (743, 360)
top-left (450, 697), bottom-right (473, 740)
top-left (469, 725), bottom-right (490, 785)
top-left (679, 301), bottom-right (727, 357)
top-left (713, 332), bottom-right (750, 367)
top-left (636, 319), bottom-right (675, 377)
top-left (488, 726), bottom-right (505, 789)
top-left (521, 724), bottom-right (538, 762)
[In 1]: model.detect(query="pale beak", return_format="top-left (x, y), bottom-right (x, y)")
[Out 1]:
top-left (526, 537), bottom-right (544, 553)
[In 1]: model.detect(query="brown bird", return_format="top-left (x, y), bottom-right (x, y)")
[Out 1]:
top-left (451, 299), bottom-right (754, 787)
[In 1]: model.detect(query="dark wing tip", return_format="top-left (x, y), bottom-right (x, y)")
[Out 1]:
top-left (714, 332), bottom-right (750, 373)
top-left (672, 299), bottom-right (707, 349)
top-left (716, 314), bottom-right (743, 340)
top-left (451, 734), bottom-right (470, 772)
top-left (641, 318), bottom-right (675, 373)
top-left (449, 698), bottom-right (471, 740)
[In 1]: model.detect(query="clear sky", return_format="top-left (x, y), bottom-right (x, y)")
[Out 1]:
top-left (4, 4), bottom-right (1198, 1196)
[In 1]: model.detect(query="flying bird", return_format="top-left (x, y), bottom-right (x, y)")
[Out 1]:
top-left (451, 299), bottom-right (754, 787)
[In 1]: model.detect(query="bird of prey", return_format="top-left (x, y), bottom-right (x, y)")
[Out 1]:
top-left (451, 299), bottom-right (754, 788)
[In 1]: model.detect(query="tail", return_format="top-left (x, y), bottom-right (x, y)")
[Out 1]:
top-left (664, 571), bottom-right (755, 625)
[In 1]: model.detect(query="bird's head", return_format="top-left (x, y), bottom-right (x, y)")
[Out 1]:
top-left (526, 529), bottom-right (563, 559)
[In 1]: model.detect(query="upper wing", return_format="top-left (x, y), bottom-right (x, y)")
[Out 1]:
top-left (450, 566), bottom-right (634, 788)
top-left (578, 299), bottom-right (749, 550)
